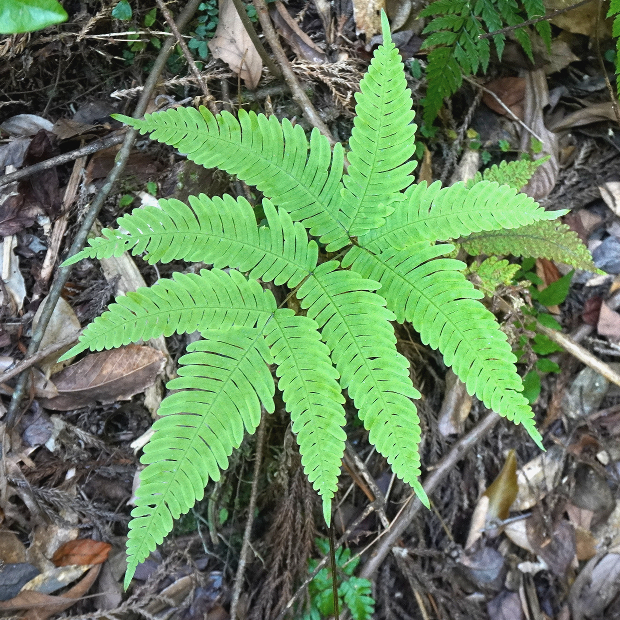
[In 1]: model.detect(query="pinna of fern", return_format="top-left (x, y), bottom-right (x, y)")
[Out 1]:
top-left (60, 11), bottom-right (590, 587)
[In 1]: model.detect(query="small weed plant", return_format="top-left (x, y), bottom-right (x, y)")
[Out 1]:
top-left (62, 12), bottom-right (595, 586)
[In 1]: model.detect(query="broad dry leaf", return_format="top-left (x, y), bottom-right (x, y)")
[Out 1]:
top-left (597, 301), bottom-right (620, 343)
top-left (548, 101), bottom-right (619, 132)
top-left (209, 0), bottom-right (262, 89)
top-left (483, 77), bottom-right (526, 120)
top-left (570, 553), bottom-right (620, 617)
top-left (0, 115), bottom-right (53, 137)
top-left (520, 70), bottom-right (559, 200)
top-left (0, 237), bottom-right (26, 311)
top-left (33, 296), bottom-right (81, 376)
top-left (352, 0), bottom-right (384, 36)
top-left (0, 565), bottom-right (100, 620)
top-left (52, 540), bottom-right (111, 567)
top-left (599, 182), bottom-right (620, 217)
top-left (545, 0), bottom-right (611, 37)
top-left (40, 345), bottom-right (166, 410)
top-left (536, 258), bottom-right (561, 314)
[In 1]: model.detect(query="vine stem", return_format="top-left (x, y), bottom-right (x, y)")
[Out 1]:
top-left (230, 410), bottom-right (267, 620)
top-left (251, 0), bottom-right (336, 145)
top-left (4, 0), bottom-right (205, 430)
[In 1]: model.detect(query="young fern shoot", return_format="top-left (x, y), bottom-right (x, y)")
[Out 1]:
top-left (61, 12), bottom-right (579, 587)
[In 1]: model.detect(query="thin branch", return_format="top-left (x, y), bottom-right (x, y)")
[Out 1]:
top-left (155, 0), bottom-right (217, 113)
top-left (479, 0), bottom-right (594, 39)
top-left (5, 0), bottom-right (206, 430)
top-left (462, 75), bottom-right (544, 143)
top-left (252, 0), bottom-right (336, 145)
top-left (230, 410), bottom-right (268, 620)
top-left (593, 0), bottom-right (620, 125)
top-left (229, 0), bottom-right (282, 79)
top-left (0, 133), bottom-right (125, 188)
top-left (359, 411), bottom-right (501, 580)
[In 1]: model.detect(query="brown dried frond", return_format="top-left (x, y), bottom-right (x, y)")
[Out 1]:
top-left (0, 34), bottom-right (30, 59)
top-left (291, 59), bottom-right (364, 115)
top-left (250, 433), bottom-right (316, 620)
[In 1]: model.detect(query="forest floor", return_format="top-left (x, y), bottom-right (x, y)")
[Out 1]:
top-left (2, 1), bottom-right (620, 619)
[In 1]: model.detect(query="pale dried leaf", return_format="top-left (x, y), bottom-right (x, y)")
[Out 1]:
top-left (519, 70), bottom-right (559, 200)
top-left (598, 301), bottom-right (620, 343)
top-left (352, 0), bottom-right (385, 36)
top-left (599, 182), bottom-right (620, 217)
top-left (0, 237), bottom-right (26, 311)
top-left (548, 102), bottom-right (619, 132)
top-left (40, 345), bottom-right (166, 410)
top-left (0, 115), bottom-right (53, 137)
top-left (209, 0), bottom-right (262, 89)
top-left (270, 1), bottom-right (326, 63)
top-left (511, 445), bottom-right (564, 511)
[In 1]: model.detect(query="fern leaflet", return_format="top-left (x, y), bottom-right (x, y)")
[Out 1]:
top-left (335, 11), bottom-right (416, 241)
top-left (342, 243), bottom-right (541, 446)
top-left (264, 310), bottom-right (346, 523)
top-left (126, 328), bottom-right (274, 588)
top-left (358, 180), bottom-right (561, 252)
top-left (297, 262), bottom-right (427, 504)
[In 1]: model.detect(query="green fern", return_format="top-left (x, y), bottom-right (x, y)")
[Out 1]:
top-left (420, 0), bottom-right (550, 125)
top-left (61, 11), bottom-right (593, 587)
top-left (467, 158), bottom-right (547, 191)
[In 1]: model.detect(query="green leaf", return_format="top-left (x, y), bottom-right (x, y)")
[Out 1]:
top-left (536, 358), bottom-right (560, 373)
top-left (144, 7), bottom-right (156, 27)
top-left (0, 0), bottom-right (68, 34)
top-left (112, 0), bottom-right (132, 20)
top-left (522, 370), bottom-right (541, 404)
top-left (535, 271), bottom-right (573, 307)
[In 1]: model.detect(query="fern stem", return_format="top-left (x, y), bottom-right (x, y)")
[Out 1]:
top-left (230, 409), bottom-right (268, 620)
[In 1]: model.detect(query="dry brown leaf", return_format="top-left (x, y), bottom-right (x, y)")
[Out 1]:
top-left (416, 145), bottom-right (433, 185)
top-left (352, 0), bottom-right (385, 37)
top-left (269, 1), bottom-right (326, 63)
top-left (536, 258), bottom-right (562, 314)
top-left (437, 370), bottom-right (472, 436)
top-left (548, 102), bottom-right (619, 132)
top-left (570, 553), bottom-right (620, 618)
top-left (483, 77), bottom-right (526, 120)
top-left (527, 516), bottom-right (576, 576)
top-left (51, 540), bottom-right (112, 567)
top-left (520, 70), bottom-right (559, 200)
top-left (0, 565), bottom-right (100, 620)
top-left (599, 181), bottom-right (620, 217)
top-left (545, 0), bottom-right (611, 38)
top-left (209, 0), bottom-right (262, 89)
top-left (466, 450), bottom-right (518, 548)
top-left (40, 345), bottom-right (166, 410)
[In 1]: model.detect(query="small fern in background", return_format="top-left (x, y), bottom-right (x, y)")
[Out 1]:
top-left (303, 539), bottom-right (374, 620)
top-left (61, 12), bottom-right (594, 587)
top-left (608, 0), bottom-right (620, 94)
top-left (420, 0), bottom-right (551, 126)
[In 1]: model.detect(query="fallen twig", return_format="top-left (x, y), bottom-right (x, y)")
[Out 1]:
top-left (0, 133), bottom-right (125, 188)
top-left (359, 411), bottom-right (501, 580)
top-left (5, 0), bottom-right (206, 429)
top-left (230, 410), bottom-right (267, 620)
top-left (252, 0), bottom-right (336, 144)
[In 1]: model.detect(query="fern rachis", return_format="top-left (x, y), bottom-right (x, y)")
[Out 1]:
top-left (61, 11), bottom-right (594, 586)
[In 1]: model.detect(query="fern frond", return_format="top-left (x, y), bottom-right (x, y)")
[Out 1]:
top-left (420, 46), bottom-right (463, 127)
top-left (335, 11), bottom-right (417, 240)
top-left (264, 309), bottom-right (346, 523)
top-left (297, 262), bottom-right (428, 504)
top-left (461, 219), bottom-right (598, 271)
top-left (342, 243), bottom-right (541, 446)
top-left (467, 158), bottom-right (546, 190)
top-left (358, 180), bottom-right (560, 252)
top-left (126, 328), bottom-right (274, 586)
top-left (466, 257), bottom-right (521, 297)
top-left (67, 196), bottom-right (318, 288)
top-left (112, 108), bottom-right (347, 246)
top-left (60, 269), bottom-right (276, 358)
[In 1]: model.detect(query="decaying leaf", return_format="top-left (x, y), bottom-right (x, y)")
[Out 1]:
top-left (548, 102), bottom-right (619, 132)
top-left (33, 296), bottom-right (81, 377)
top-left (519, 70), bottom-right (559, 200)
top-left (209, 0), bottom-right (263, 89)
top-left (0, 236), bottom-right (26, 311)
top-left (40, 345), bottom-right (166, 410)
top-left (0, 114), bottom-right (54, 137)
top-left (597, 301), bottom-right (620, 343)
top-left (466, 450), bottom-right (518, 548)
top-left (52, 539), bottom-right (112, 567)
top-left (483, 77), bottom-right (526, 120)
top-left (0, 565), bottom-right (100, 620)
top-left (511, 445), bottom-right (565, 512)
